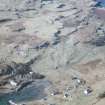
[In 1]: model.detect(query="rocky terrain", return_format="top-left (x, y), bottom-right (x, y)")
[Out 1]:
top-left (1, 0), bottom-right (105, 105)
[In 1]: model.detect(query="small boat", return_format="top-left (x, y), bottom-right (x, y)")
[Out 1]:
top-left (8, 100), bottom-right (17, 105)
top-left (8, 100), bottom-right (26, 105)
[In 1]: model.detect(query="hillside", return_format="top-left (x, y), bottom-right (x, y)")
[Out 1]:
top-left (0, 0), bottom-right (105, 105)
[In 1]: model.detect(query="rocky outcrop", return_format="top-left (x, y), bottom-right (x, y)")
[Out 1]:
top-left (0, 58), bottom-right (45, 94)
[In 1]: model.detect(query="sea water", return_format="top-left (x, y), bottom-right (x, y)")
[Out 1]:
top-left (0, 80), bottom-right (50, 105)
